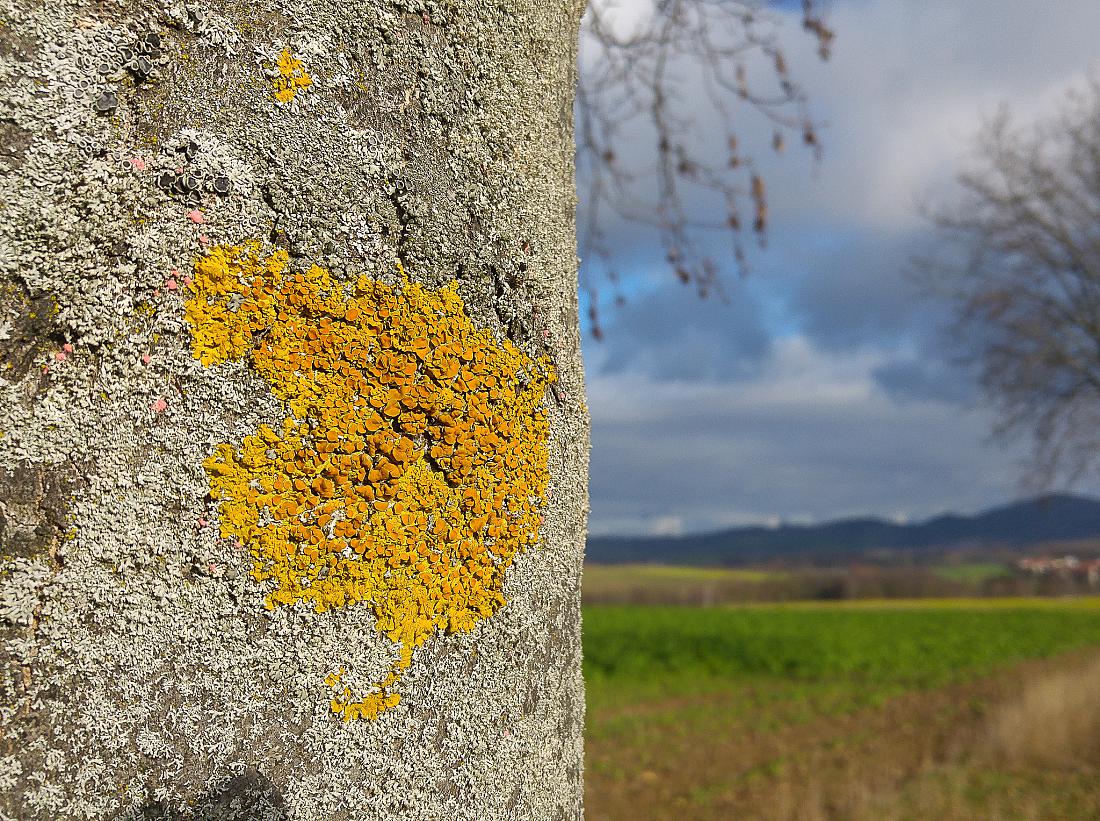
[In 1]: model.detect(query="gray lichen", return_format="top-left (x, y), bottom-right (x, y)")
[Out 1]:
top-left (0, 0), bottom-right (588, 818)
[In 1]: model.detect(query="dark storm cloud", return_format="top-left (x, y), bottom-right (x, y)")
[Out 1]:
top-left (871, 356), bottom-right (977, 405)
top-left (585, 368), bottom-right (1030, 536)
top-left (592, 279), bottom-right (773, 382)
top-left (776, 229), bottom-right (940, 354)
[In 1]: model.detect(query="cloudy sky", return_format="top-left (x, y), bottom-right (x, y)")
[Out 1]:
top-left (579, 0), bottom-right (1100, 536)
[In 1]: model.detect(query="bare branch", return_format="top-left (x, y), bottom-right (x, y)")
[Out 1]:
top-left (577, 0), bottom-right (834, 337)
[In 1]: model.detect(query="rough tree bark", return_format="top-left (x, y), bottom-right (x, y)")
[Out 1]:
top-left (0, 1), bottom-right (589, 819)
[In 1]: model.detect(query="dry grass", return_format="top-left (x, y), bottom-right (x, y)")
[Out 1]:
top-left (586, 647), bottom-right (1100, 820)
top-left (980, 653), bottom-right (1100, 768)
top-left (806, 651), bottom-right (1100, 819)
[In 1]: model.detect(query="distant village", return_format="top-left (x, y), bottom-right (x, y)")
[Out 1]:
top-left (1016, 555), bottom-right (1100, 586)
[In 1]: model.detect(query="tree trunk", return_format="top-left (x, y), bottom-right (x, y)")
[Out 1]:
top-left (0, 2), bottom-right (588, 818)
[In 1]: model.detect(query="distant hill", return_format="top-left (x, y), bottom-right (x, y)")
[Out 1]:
top-left (585, 494), bottom-right (1100, 566)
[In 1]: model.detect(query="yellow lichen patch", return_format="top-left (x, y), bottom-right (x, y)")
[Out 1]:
top-left (271, 48), bottom-right (312, 103)
top-left (184, 243), bottom-right (553, 720)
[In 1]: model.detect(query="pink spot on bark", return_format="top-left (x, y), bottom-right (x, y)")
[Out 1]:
top-left (198, 234), bottom-right (210, 245)
top-left (129, 157), bottom-right (146, 171)
top-left (141, 354), bottom-right (152, 364)
top-left (198, 517), bottom-right (208, 527)
top-left (183, 276), bottom-right (193, 287)
top-left (187, 210), bottom-right (205, 224)
top-left (53, 351), bottom-right (66, 362)
top-left (166, 278), bottom-right (177, 291)
top-left (151, 398), bottom-right (168, 413)
top-left (62, 343), bottom-right (73, 353)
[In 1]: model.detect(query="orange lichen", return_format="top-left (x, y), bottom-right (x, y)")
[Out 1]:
top-left (183, 243), bottom-right (553, 720)
top-left (271, 48), bottom-right (312, 103)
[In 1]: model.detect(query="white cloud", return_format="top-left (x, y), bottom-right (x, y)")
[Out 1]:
top-left (648, 514), bottom-right (684, 537)
top-left (581, 1), bottom-right (1100, 234)
top-left (589, 336), bottom-right (885, 423)
top-left (761, 0), bottom-right (1100, 231)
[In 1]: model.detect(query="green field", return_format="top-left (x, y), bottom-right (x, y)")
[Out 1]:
top-left (585, 601), bottom-right (1100, 687)
top-left (584, 600), bottom-right (1100, 819)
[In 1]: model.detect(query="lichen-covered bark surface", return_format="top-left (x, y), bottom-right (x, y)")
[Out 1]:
top-left (0, 1), bottom-right (588, 818)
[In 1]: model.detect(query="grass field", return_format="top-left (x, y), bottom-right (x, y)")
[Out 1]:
top-left (581, 560), bottom-right (1053, 605)
top-left (584, 599), bottom-right (1100, 819)
top-left (739, 595), bottom-right (1100, 610)
top-left (585, 564), bottom-right (780, 585)
top-left (582, 563), bottom-right (781, 605)
top-left (932, 562), bottom-right (1011, 583)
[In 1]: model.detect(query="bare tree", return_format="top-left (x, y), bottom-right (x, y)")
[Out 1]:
top-left (923, 75), bottom-right (1100, 487)
top-left (578, 0), bottom-right (834, 336)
